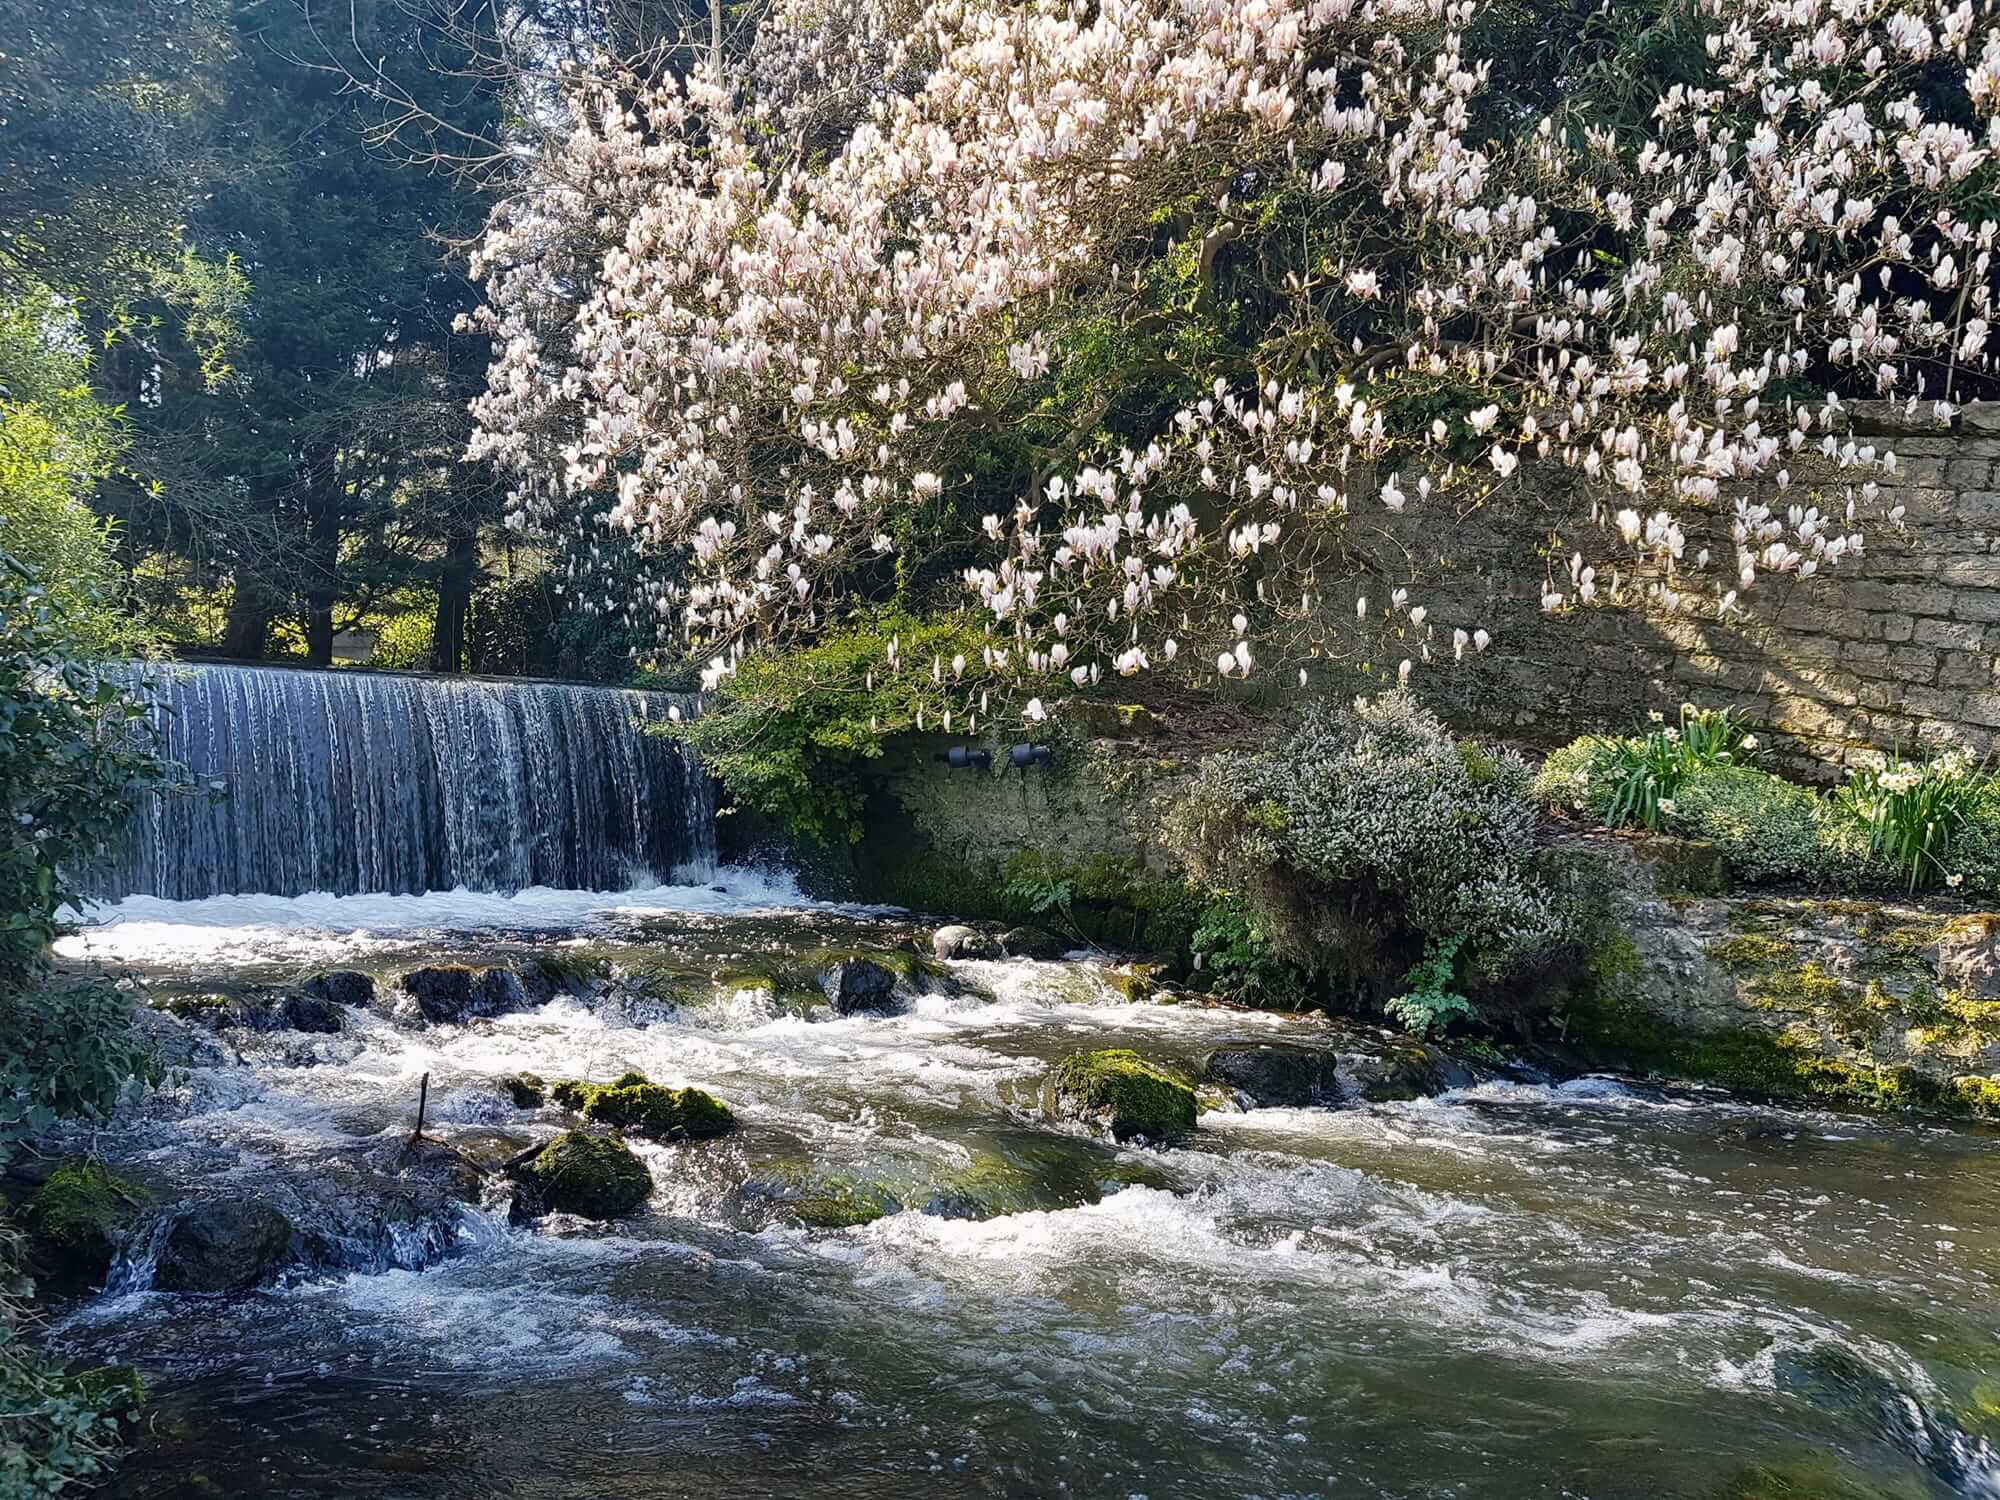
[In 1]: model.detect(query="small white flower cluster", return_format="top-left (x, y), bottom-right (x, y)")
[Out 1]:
top-left (464, 0), bottom-right (2000, 721)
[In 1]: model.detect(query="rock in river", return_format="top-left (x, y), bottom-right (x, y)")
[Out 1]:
top-left (154, 1200), bottom-right (300, 1294)
top-left (1047, 1048), bottom-right (1197, 1144)
top-left (506, 1130), bottom-right (653, 1220)
top-left (819, 958), bottom-right (898, 1015)
top-left (931, 924), bottom-right (999, 960)
top-left (400, 965), bottom-right (533, 1024)
top-left (1202, 1044), bottom-right (1343, 1107)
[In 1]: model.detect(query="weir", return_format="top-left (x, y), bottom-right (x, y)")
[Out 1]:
top-left (93, 662), bottom-right (714, 900)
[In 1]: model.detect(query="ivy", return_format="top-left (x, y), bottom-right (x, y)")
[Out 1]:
top-left (682, 610), bottom-right (998, 845)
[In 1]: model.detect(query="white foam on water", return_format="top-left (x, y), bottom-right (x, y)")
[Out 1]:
top-left (56, 867), bottom-right (894, 967)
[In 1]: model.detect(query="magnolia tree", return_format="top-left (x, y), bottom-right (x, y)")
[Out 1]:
top-left (464, 0), bottom-right (2000, 727)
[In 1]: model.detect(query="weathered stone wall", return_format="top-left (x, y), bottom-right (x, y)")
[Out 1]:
top-left (1353, 401), bottom-right (2000, 776)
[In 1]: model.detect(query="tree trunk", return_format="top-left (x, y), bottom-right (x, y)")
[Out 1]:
top-left (431, 529), bottom-right (477, 673)
top-left (221, 592), bottom-right (273, 660)
top-left (301, 446), bottom-right (341, 668)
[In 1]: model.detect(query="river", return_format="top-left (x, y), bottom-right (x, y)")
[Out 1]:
top-left (43, 875), bottom-right (2000, 1500)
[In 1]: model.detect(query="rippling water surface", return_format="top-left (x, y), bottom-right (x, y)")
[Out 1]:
top-left (48, 877), bottom-right (2000, 1500)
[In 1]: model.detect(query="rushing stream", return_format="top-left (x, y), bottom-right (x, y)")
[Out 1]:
top-left (44, 876), bottom-right (2000, 1500)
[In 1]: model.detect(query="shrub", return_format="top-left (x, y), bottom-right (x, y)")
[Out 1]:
top-left (1660, 764), bottom-right (1855, 884)
top-left (1166, 692), bottom-right (1582, 1028)
top-left (1385, 935), bottom-right (1477, 1038)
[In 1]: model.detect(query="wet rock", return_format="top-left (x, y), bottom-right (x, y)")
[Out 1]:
top-left (400, 965), bottom-right (534, 1024)
top-left (820, 958), bottom-right (898, 1015)
top-left (1938, 915), bottom-right (2000, 1001)
top-left (553, 1072), bottom-right (737, 1140)
top-left (932, 924), bottom-right (999, 960)
top-left (1202, 1044), bottom-right (1342, 1107)
top-left (1343, 1035), bottom-right (1476, 1101)
top-left (999, 926), bottom-right (1066, 960)
top-left (1773, 1344), bottom-right (1985, 1490)
top-left (1047, 1048), bottom-right (1197, 1144)
top-left (381, 1137), bottom-right (488, 1206)
top-left (20, 1160), bottom-right (152, 1293)
top-left (299, 970), bottom-right (374, 1012)
top-left (506, 1130), bottom-right (652, 1220)
top-left (160, 986), bottom-right (344, 1035)
top-left (502, 1072), bottom-right (547, 1108)
top-left (154, 1200), bottom-right (299, 1293)
top-left (282, 990), bottom-right (345, 1034)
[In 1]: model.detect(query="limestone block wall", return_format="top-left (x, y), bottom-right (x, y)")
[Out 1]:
top-left (1361, 402), bottom-right (2000, 775)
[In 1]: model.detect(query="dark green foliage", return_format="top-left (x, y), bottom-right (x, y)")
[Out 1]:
top-left (685, 610), bottom-right (996, 844)
top-left (0, 559), bottom-right (169, 998)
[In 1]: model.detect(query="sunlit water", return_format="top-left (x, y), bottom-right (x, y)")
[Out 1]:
top-left (44, 878), bottom-right (2000, 1499)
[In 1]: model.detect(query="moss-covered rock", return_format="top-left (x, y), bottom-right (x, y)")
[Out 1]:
top-left (1047, 1049), bottom-right (1197, 1143)
top-left (544, 1073), bottom-right (737, 1139)
top-left (502, 1072), bottom-right (546, 1108)
top-left (736, 1166), bottom-right (903, 1229)
top-left (21, 1160), bottom-right (151, 1292)
top-left (506, 1131), bottom-right (653, 1219)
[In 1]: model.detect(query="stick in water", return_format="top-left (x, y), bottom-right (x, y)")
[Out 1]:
top-left (410, 1070), bottom-right (429, 1145)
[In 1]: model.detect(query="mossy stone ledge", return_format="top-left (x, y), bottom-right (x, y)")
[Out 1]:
top-left (546, 1072), bottom-right (737, 1140)
top-left (505, 1130), bottom-right (653, 1219)
top-left (1047, 1048), bottom-right (1198, 1144)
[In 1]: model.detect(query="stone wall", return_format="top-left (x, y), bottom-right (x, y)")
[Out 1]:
top-left (1353, 401), bottom-right (2000, 776)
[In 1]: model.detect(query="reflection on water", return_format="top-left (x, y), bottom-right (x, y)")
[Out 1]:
top-left (45, 883), bottom-right (2000, 1499)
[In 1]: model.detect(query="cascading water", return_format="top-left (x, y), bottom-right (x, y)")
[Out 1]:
top-left (93, 662), bottom-right (715, 900)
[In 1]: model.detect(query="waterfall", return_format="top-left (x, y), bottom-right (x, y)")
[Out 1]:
top-left (95, 663), bottom-right (716, 900)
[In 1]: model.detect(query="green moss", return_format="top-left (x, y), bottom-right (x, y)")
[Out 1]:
top-left (746, 1168), bottom-right (903, 1228)
top-left (506, 1130), bottom-right (653, 1218)
top-left (1104, 963), bottom-right (1160, 1002)
top-left (1707, 933), bottom-right (1797, 971)
top-left (1048, 1048), bottom-right (1197, 1143)
top-left (1951, 1075), bottom-right (2000, 1117)
top-left (550, 1074), bottom-right (737, 1139)
top-left (21, 1160), bottom-right (150, 1291)
top-left (1747, 960), bottom-right (1845, 1011)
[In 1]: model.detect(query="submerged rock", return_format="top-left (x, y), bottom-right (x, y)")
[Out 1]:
top-left (154, 1200), bottom-right (299, 1293)
top-left (298, 970), bottom-right (374, 1013)
top-left (820, 958), bottom-right (898, 1015)
top-left (20, 1160), bottom-right (152, 1293)
top-left (551, 1071), bottom-right (737, 1140)
top-left (1048, 1048), bottom-right (1198, 1144)
top-left (1202, 1044), bottom-right (1342, 1107)
top-left (734, 1165), bottom-right (903, 1229)
top-left (506, 1130), bottom-right (652, 1219)
top-left (999, 926), bottom-right (1066, 960)
top-left (932, 924), bottom-right (999, 960)
top-left (400, 965), bottom-right (534, 1024)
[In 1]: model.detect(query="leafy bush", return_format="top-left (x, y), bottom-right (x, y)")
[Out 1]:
top-left (1836, 749), bottom-right (1988, 893)
top-left (1166, 692), bottom-right (1583, 1028)
top-left (0, 557), bottom-right (171, 996)
top-left (1385, 936), bottom-right (1477, 1038)
top-left (684, 610), bottom-right (996, 845)
top-left (1188, 896), bottom-right (1296, 1005)
top-left (1660, 765), bottom-right (1855, 884)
